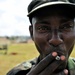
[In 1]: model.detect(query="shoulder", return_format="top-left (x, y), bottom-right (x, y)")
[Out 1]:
top-left (68, 57), bottom-right (75, 70)
top-left (71, 57), bottom-right (75, 62)
top-left (6, 58), bottom-right (37, 75)
top-left (69, 57), bottom-right (75, 62)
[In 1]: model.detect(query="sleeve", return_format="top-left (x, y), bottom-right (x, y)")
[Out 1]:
top-left (6, 61), bottom-right (32, 75)
top-left (6, 69), bottom-right (30, 75)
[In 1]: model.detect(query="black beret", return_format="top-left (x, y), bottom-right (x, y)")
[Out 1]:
top-left (27, 0), bottom-right (75, 17)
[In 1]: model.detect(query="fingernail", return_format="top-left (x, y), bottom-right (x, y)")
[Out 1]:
top-left (52, 52), bottom-right (57, 57)
top-left (60, 55), bottom-right (66, 60)
top-left (64, 69), bottom-right (68, 75)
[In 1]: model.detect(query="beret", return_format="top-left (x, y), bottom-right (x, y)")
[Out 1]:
top-left (27, 0), bottom-right (75, 17)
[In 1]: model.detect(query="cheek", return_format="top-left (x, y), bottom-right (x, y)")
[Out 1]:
top-left (63, 32), bottom-right (75, 51)
top-left (33, 32), bottom-right (48, 54)
top-left (33, 33), bottom-right (46, 47)
top-left (33, 28), bottom-right (48, 44)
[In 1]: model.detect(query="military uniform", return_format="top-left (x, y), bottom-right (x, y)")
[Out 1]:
top-left (7, 57), bottom-right (75, 75)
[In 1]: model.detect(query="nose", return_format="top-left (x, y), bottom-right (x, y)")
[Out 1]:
top-left (49, 30), bottom-right (63, 46)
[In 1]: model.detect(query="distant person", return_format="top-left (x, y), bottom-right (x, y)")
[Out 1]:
top-left (7, 0), bottom-right (75, 75)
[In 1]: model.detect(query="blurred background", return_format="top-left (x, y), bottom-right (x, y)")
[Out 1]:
top-left (0, 0), bottom-right (31, 36)
top-left (0, 0), bottom-right (75, 75)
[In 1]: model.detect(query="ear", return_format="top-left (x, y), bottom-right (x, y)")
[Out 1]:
top-left (29, 25), bottom-right (34, 40)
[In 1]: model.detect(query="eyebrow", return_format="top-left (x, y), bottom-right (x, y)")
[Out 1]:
top-left (61, 21), bottom-right (74, 27)
top-left (60, 17), bottom-right (73, 23)
top-left (38, 21), bottom-right (50, 24)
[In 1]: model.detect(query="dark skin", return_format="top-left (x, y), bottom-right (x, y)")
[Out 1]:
top-left (27, 8), bottom-right (75, 75)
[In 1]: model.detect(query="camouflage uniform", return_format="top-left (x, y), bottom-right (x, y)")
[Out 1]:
top-left (7, 57), bottom-right (75, 75)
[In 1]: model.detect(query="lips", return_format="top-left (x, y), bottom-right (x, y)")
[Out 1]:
top-left (56, 51), bottom-right (65, 56)
top-left (52, 46), bottom-right (66, 56)
top-left (45, 51), bottom-right (65, 57)
top-left (45, 45), bottom-right (66, 57)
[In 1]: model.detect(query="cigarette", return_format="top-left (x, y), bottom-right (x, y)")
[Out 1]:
top-left (55, 56), bottom-right (60, 60)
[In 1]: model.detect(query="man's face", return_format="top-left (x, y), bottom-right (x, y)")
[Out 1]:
top-left (29, 8), bottom-right (75, 61)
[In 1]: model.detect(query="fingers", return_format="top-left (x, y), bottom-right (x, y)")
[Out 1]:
top-left (60, 55), bottom-right (66, 61)
top-left (29, 52), bottom-right (57, 74)
top-left (27, 52), bottom-right (67, 75)
top-left (52, 52), bottom-right (57, 57)
top-left (39, 55), bottom-right (66, 75)
top-left (58, 69), bottom-right (68, 75)
top-left (64, 69), bottom-right (68, 75)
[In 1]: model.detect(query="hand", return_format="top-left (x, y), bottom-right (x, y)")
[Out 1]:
top-left (26, 52), bottom-right (68, 75)
top-left (52, 69), bottom-right (68, 75)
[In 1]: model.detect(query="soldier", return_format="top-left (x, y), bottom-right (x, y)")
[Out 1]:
top-left (7, 0), bottom-right (75, 75)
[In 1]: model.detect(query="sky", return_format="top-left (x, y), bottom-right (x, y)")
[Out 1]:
top-left (0, 0), bottom-right (32, 36)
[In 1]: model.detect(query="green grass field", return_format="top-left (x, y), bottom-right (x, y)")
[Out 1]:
top-left (0, 43), bottom-right (75, 75)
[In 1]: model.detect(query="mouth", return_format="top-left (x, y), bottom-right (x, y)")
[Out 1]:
top-left (50, 45), bottom-right (65, 53)
top-left (44, 46), bottom-right (66, 58)
top-left (53, 47), bottom-right (66, 56)
top-left (45, 51), bottom-right (65, 58)
top-left (56, 51), bottom-right (65, 56)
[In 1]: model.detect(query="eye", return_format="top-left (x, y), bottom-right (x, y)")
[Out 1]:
top-left (59, 21), bottom-right (74, 31)
top-left (36, 26), bottom-right (50, 33)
